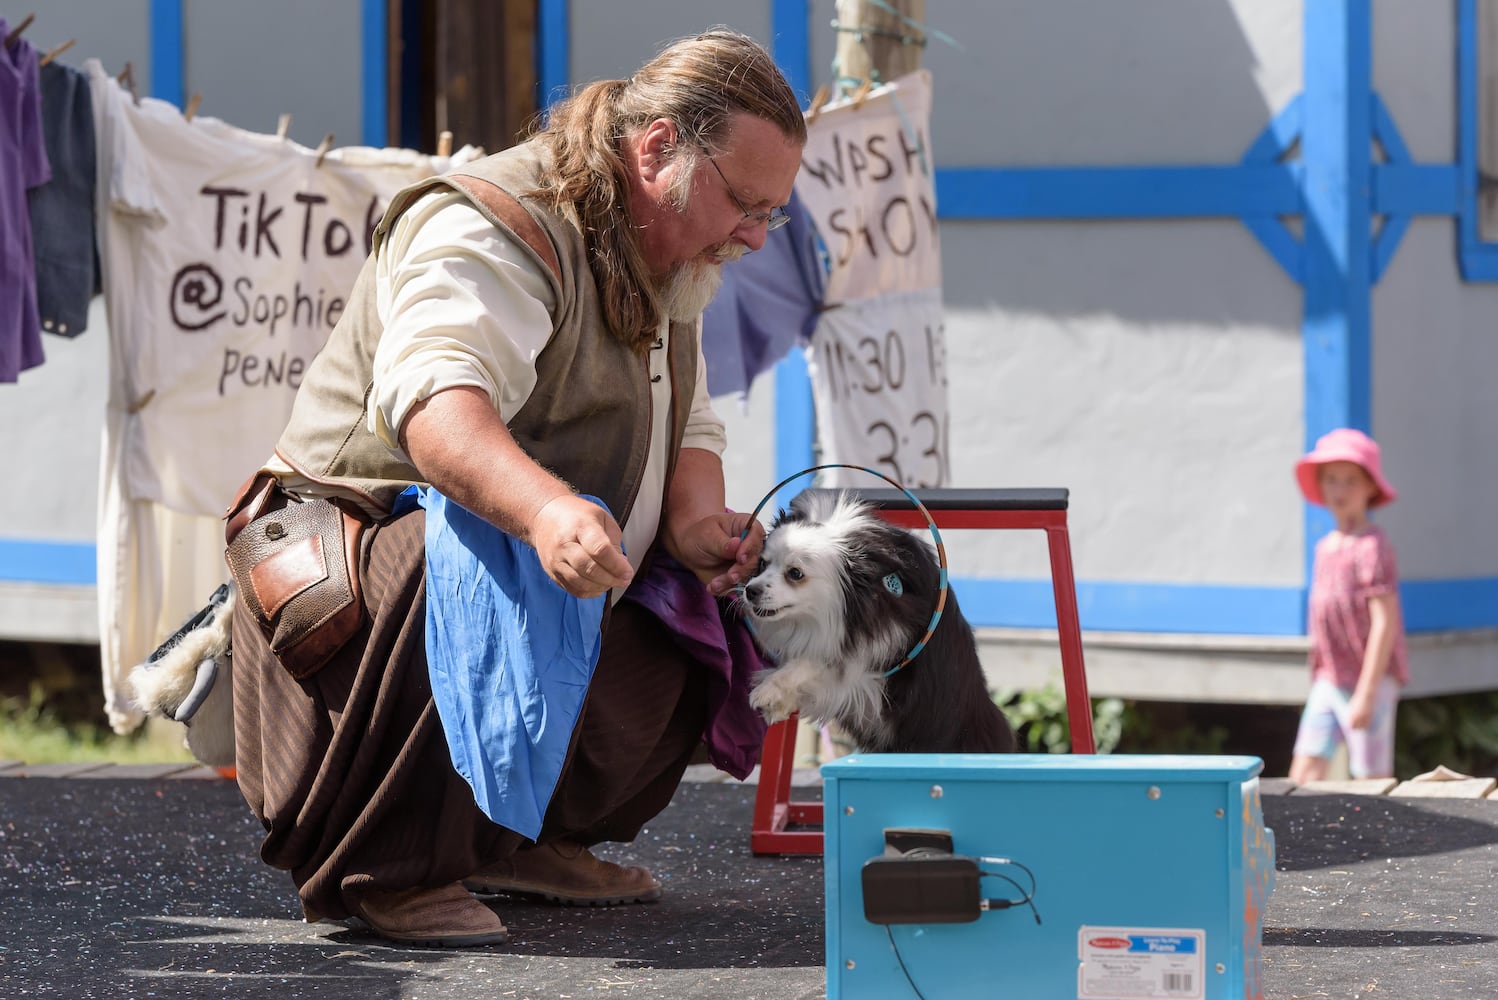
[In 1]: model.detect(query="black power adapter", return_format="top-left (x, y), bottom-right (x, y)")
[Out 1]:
top-left (862, 850), bottom-right (982, 925)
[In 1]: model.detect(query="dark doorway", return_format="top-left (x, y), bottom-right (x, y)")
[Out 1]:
top-left (391, 0), bottom-right (539, 156)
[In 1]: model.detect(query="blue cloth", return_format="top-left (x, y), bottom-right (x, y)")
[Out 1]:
top-left (29, 60), bottom-right (97, 339)
top-left (419, 488), bottom-right (606, 840)
top-left (701, 188), bottom-right (827, 401)
top-left (0, 23), bottom-right (49, 381)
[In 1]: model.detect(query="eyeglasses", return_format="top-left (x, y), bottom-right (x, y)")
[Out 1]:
top-left (699, 147), bottom-right (791, 232)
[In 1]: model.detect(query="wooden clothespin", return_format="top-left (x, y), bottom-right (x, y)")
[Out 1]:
top-left (805, 84), bottom-right (831, 127)
top-left (437, 130), bottom-right (453, 158)
top-left (314, 132), bottom-right (335, 167)
top-left (183, 93), bottom-right (202, 122)
top-left (276, 113), bottom-right (292, 140)
top-left (118, 62), bottom-right (139, 105)
top-left (851, 77), bottom-right (874, 111)
top-left (4, 13), bottom-right (35, 49)
top-left (39, 38), bottom-right (74, 66)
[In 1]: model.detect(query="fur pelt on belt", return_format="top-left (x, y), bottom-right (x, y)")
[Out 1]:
top-left (127, 583), bottom-right (236, 768)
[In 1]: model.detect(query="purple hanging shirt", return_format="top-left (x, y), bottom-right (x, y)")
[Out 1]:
top-left (0, 23), bottom-right (50, 381)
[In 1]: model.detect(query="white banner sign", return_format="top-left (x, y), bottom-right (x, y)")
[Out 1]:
top-left (796, 69), bottom-right (940, 303)
top-left (807, 289), bottom-right (949, 490)
top-left (91, 60), bottom-right (477, 516)
top-left (795, 70), bottom-right (951, 488)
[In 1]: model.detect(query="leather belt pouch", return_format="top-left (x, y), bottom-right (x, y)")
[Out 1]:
top-left (225, 474), bottom-right (368, 680)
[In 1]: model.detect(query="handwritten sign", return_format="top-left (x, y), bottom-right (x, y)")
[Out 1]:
top-left (797, 69), bottom-right (939, 303)
top-left (166, 186), bottom-right (382, 399)
top-left (808, 290), bottom-right (949, 489)
top-left (92, 61), bottom-right (473, 517)
top-left (124, 176), bottom-right (402, 517)
top-left (794, 70), bottom-right (952, 489)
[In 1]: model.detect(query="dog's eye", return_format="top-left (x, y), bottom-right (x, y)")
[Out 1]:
top-left (786, 567), bottom-right (804, 582)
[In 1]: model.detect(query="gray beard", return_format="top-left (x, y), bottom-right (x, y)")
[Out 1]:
top-left (656, 259), bottom-right (726, 323)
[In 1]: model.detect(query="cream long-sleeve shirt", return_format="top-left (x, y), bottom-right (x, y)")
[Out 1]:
top-left (271, 188), bottom-right (727, 581)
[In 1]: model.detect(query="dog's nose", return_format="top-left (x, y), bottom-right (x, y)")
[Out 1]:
top-left (746, 582), bottom-right (764, 603)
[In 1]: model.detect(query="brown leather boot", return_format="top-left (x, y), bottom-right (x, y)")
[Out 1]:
top-left (464, 839), bottom-right (663, 906)
top-left (353, 882), bottom-right (509, 947)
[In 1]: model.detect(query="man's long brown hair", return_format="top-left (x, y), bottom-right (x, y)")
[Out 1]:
top-left (533, 29), bottom-right (807, 353)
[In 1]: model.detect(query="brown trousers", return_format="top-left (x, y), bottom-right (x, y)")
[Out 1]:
top-left (232, 506), bottom-right (708, 920)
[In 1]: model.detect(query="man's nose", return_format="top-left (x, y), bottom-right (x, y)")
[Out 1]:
top-left (734, 220), bottom-right (768, 253)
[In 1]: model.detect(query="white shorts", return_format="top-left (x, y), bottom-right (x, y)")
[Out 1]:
top-left (1292, 676), bottom-right (1400, 778)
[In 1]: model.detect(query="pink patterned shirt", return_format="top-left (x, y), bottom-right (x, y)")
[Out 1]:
top-left (1307, 526), bottom-right (1408, 689)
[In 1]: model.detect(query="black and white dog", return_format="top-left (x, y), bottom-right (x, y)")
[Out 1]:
top-left (742, 491), bottom-right (1017, 754)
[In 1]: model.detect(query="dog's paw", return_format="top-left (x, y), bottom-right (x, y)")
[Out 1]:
top-left (749, 670), bottom-right (800, 724)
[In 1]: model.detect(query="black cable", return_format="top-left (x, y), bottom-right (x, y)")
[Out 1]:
top-left (981, 859), bottom-right (1043, 925)
top-left (884, 925), bottom-right (930, 1000)
top-left (982, 870), bottom-right (1028, 902)
top-left (876, 855), bottom-right (1040, 995)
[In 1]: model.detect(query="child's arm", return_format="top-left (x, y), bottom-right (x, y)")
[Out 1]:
top-left (1348, 591), bottom-right (1401, 729)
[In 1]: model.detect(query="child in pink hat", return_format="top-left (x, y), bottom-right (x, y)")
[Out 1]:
top-left (1289, 428), bottom-right (1408, 785)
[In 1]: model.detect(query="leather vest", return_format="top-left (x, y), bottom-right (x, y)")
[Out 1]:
top-left (272, 140), bottom-right (697, 525)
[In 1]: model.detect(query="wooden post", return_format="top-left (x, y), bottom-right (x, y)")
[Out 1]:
top-left (833, 0), bottom-right (925, 94)
top-left (429, 0), bottom-right (537, 153)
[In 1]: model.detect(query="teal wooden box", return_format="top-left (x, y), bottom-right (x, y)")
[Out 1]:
top-left (822, 754), bottom-right (1276, 999)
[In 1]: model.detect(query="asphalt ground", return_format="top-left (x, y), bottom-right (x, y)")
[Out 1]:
top-left (2, 771), bottom-right (1496, 999)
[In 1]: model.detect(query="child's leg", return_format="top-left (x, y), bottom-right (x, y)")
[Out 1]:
top-left (1290, 678), bottom-right (1345, 784)
top-left (1344, 677), bottom-right (1400, 779)
top-left (1289, 753), bottom-right (1328, 784)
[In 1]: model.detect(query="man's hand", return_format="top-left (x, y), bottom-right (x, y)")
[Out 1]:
top-left (670, 511), bottom-right (765, 596)
top-left (531, 495), bottom-right (634, 599)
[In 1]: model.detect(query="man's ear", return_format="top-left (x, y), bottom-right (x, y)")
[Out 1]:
top-left (635, 118), bottom-right (678, 182)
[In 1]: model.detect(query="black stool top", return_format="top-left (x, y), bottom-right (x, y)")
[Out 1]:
top-left (798, 487), bottom-right (1069, 511)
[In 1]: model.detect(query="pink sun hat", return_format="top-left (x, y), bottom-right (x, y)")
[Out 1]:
top-left (1295, 428), bottom-right (1398, 507)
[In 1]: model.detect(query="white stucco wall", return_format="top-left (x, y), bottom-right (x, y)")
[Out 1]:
top-left (5, 303), bottom-right (109, 542)
top-left (1372, 219), bottom-right (1498, 581)
top-left (940, 221), bottom-right (1304, 585)
top-left (1368, 4), bottom-right (1498, 583)
top-left (1372, 0), bottom-right (1454, 162)
top-left (810, 0), bottom-right (1303, 166)
top-left (182, 0), bottom-right (365, 151)
top-left (569, 0), bottom-right (772, 84)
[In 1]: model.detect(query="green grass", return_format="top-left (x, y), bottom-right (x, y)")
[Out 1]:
top-left (0, 694), bottom-right (196, 765)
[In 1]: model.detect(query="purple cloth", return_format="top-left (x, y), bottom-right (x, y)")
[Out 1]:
top-left (622, 554), bottom-right (769, 779)
top-left (0, 24), bottom-right (50, 381)
top-left (701, 188), bottom-right (825, 401)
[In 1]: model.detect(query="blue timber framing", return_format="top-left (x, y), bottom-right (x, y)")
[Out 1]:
top-left (1458, 0), bottom-right (1498, 278)
top-left (361, 0), bottom-right (388, 147)
top-left (770, 0), bottom-right (820, 508)
top-left (1301, 0), bottom-right (1374, 587)
top-left (147, 0), bottom-right (182, 107)
top-left (6, 0), bottom-right (1492, 639)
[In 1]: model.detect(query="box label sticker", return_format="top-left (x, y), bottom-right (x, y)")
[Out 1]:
top-left (1077, 926), bottom-right (1206, 999)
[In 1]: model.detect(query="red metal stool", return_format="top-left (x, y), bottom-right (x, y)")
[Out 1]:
top-left (749, 487), bottom-right (1095, 855)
